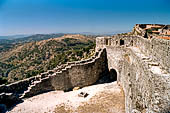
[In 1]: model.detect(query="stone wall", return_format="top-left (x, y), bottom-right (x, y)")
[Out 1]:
top-left (96, 36), bottom-right (170, 113)
top-left (136, 36), bottom-right (170, 73)
top-left (1, 34), bottom-right (170, 112)
top-left (96, 35), bottom-right (137, 50)
top-left (0, 77), bottom-right (35, 95)
top-left (0, 48), bottom-right (109, 108)
top-left (97, 35), bottom-right (170, 73)
top-left (119, 48), bottom-right (170, 113)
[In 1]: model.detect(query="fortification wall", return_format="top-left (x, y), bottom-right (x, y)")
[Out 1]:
top-left (96, 35), bottom-right (137, 50)
top-left (136, 36), bottom-right (170, 73)
top-left (96, 36), bottom-right (170, 113)
top-left (119, 48), bottom-right (170, 113)
top-left (0, 48), bottom-right (108, 108)
top-left (24, 48), bottom-right (108, 98)
top-left (97, 35), bottom-right (170, 73)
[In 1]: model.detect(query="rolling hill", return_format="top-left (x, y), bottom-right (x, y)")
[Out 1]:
top-left (0, 34), bottom-right (95, 85)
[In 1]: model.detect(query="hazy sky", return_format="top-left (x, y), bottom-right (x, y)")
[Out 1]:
top-left (0, 0), bottom-right (170, 35)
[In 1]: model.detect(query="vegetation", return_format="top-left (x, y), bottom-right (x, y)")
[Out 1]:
top-left (0, 33), bottom-right (65, 53)
top-left (0, 34), bottom-right (95, 85)
top-left (146, 29), bottom-right (152, 33)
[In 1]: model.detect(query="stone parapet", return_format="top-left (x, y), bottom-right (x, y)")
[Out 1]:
top-left (0, 48), bottom-right (109, 108)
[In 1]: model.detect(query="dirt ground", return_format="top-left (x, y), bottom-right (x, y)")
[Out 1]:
top-left (8, 82), bottom-right (125, 113)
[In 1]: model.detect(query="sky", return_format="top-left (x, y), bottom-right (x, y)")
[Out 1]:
top-left (0, 0), bottom-right (170, 35)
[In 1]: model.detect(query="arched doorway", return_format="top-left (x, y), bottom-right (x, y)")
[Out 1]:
top-left (109, 68), bottom-right (117, 81)
top-left (95, 68), bottom-right (118, 84)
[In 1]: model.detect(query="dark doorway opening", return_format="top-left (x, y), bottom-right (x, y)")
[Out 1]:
top-left (131, 40), bottom-right (133, 46)
top-left (95, 68), bottom-right (117, 84)
top-left (109, 69), bottom-right (117, 81)
top-left (120, 40), bottom-right (124, 46)
top-left (106, 39), bottom-right (109, 45)
top-left (144, 32), bottom-right (148, 38)
top-left (116, 41), bottom-right (118, 45)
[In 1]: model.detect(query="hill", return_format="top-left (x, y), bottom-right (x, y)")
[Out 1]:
top-left (0, 35), bottom-right (30, 40)
top-left (0, 34), bottom-right (95, 85)
top-left (0, 33), bottom-right (65, 53)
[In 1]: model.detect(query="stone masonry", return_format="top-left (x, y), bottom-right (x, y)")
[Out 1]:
top-left (96, 35), bottom-right (170, 113)
top-left (0, 48), bottom-right (109, 109)
top-left (0, 28), bottom-right (170, 113)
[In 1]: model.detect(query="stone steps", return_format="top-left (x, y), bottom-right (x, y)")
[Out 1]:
top-left (19, 72), bottom-right (52, 98)
top-left (19, 75), bottom-right (52, 99)
top-left (130, 47), bottom-right (169, 75)
top-left (19, 79), bottom-right (41, 99)
top-left (22, 65), bottom-right (72, 98)
top-left (18, 49), bottom-right (103, 99)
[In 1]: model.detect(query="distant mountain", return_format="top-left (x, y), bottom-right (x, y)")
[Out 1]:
top-left (0, 33), bottom-right (66, 43)
top-left (13, 33), bottom-right (66, 43)
top-left (0, 34), bottom-right (95, 85)
top-left (0, 33), bottom-right (66, 53)
top-left (0, 35), bottom-right (31, 40)
top-left (77, 30), bottom-right (131, 36)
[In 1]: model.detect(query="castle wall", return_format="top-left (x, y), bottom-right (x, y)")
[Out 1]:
top-left (1, 35), bottom-right (169, 112)
top-left (0, 48), bottom-right (108, 108)
top-left (50, 48), bottom-right (108, 91)
top-left (0, 77), bottom-right (35, 94)
top-left (136, 36), bottom-right (170, 73)
top-left (96, 36), bottom-right (170, 113)
top-left (120, 48), bottom-right (170, 113)
top-left (96, 35), bottom-right (170, 73)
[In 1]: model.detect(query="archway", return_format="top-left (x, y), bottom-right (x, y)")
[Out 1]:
top-left (109, 68), bottom-right (117, 81)
top-left (95, 68), bottom-right (118, 84)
